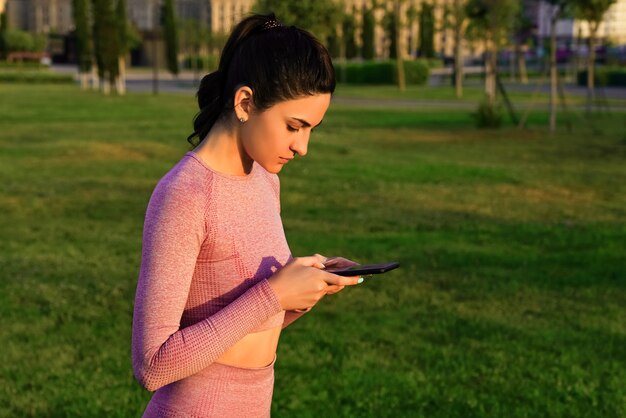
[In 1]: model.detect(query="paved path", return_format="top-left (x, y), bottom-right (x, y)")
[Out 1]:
top-left (52, 64), bottom-right (626, 112)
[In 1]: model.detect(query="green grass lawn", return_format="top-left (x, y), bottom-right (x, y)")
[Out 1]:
top-left (334, 83), bottom-right (626, 108)
top-left (0, 84), bottom-right (625, 417)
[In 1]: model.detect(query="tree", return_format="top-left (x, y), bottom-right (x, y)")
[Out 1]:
top-left (162, 0), bottom-right (179, 77)
top-left (92, 0), bottom-right (120, 95)
top-left (380, 1), bottom-right (408, 90)
top-left (465, 0), bottom-right (519, 107)
top-left (362, 6), bottom-right (376, 60)
top-left (72, 0), bottom-right (92, 89)
top-left (253, 0), bottom-right (342, 43)
top-left (207, 31), bottom-right (228, 56)
top-left (0, 12), bottom-right (8, 60)
top-left (343, 11), bottom-right (357, 60)
top-left (180, 18), bottom-right (211, 81)
top-left (444, 0), bottom-right (468, 98)
top-left (2, 30), bottom-right (36, 52)
top-left (418, 2), bottom-right (435, 58)
top-left (571, 0), bottom-right (617, 113)
top-left (383, 9), bottom-right (397, 59)
top-left (327, 23), bottom-right (341, 59)
top-left (406, 4), bottom-right (418, 57)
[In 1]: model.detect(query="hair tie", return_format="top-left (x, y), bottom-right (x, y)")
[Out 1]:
top-left (262, 19), bottom-right (282, 31)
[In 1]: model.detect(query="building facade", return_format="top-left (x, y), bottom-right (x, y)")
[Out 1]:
top-left (5, 0), bottom-right (73, 34)
top-left (3, 0), bottom-right (625, 63)
top-left (534, 0), bottom-right (626, 44)
top-left (576, 0), bottom-right (626, 43)
top-left (208, 0), bottom-right (253, 34)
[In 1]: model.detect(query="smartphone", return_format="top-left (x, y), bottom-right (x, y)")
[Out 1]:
top-left (325, 262), bottom-right (400, 276)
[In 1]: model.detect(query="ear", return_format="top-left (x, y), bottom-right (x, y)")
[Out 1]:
top-left (233, 86), bottom-right (253, 122)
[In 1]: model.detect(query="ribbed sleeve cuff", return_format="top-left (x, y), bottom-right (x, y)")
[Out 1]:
top-left (255, 278), bottom-right (283, 313)
top-left (206, 279), bottom-right (283, 353)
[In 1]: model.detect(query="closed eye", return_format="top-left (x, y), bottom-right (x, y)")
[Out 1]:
top-left (287, 125), bottom-right (299, 133)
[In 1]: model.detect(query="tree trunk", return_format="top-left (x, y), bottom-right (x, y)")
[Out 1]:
top-left (338, 22), bottom-right (346, 83)
top-left (454, 22), bottom-right (463, 98)
top-left (574, 26), bottom-right (582, 73)
top-left (509, 48), bottom-right (516, 82)
top-left (453, 0), bottom-right (463, 98)
top-left (90, 66), bottom-right (99, 90)
top-left (485, 35), bottom-right (496, 106)
top-left (490, 44), bottom-right (498, 105)
top-left (549, 14), bottom-right (557, 133)
top-left (116, 55), bottom-right (126, 95)
top-left (102, 78), bottom-right (111, 95)
top-left (191, 46), bottom-right (197, 83)
top-left (516, 43), bottom-right (528, 84)
top-left (409, 20), bottom-right (417, 58)
top-left (587, 24), bottom-right (597, 114)
top-left (80, 72), bottom-right (89, 90)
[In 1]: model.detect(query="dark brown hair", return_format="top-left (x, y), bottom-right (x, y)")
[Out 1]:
top-left (187, 13), bottom-right (336, 147)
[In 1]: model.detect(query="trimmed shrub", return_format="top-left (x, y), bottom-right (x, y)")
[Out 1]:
top-left (472, 100), bottom-right (503, 128)
top-left (0, 61), bottom-right (46, 69)
top-left (343, 61), bottom-right (393, 84)
top-left (335, 60), bottom-right (430, 85)
top-left (402, 60), bottom-right (430, 85)
top-left (0, 71), bottom-right (74, 84)
top-left (577, 67), bottom-right (626, 87)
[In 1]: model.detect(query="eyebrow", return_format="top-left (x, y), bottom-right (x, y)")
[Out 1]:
top-left (291, 117), bottom-right (323, 128)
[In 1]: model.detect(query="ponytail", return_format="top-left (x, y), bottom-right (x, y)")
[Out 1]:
top-left (187, 13), bottom-right (335, 147)
top-left (187, 70), bottom-right (226, 146)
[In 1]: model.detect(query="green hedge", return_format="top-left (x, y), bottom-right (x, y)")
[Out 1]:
top-left (577, 67), bottom-right (626, 87)
top-left (182, 55), bottom-right (219, 72)
top-left (0, 71), bottom-right (74, 84)
top-left (420, 58), bottom-right (444, 69)
top-left (335, 60), bottom-right (430, 85)
top-left (0, 61), bottom-right (47, 69)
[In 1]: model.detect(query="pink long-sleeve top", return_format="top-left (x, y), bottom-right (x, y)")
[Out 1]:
top-left (132, 151), bottom-right (305, 392)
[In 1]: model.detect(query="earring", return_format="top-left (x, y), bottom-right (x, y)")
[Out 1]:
top-left (239, 117), bottom-right (246, 123)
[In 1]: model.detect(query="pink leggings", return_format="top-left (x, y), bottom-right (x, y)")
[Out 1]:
top-left (143, 355), bottom-right (277, 417)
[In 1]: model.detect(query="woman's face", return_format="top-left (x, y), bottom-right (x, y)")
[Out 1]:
top-left (240, 93), bottom-right (332, 174)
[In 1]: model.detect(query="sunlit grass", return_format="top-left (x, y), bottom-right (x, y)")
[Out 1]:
top-left (334, 83), bottom-right (626, 108)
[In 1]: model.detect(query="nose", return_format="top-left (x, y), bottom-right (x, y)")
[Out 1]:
top-left (290, 133), bottom-right (309, 157)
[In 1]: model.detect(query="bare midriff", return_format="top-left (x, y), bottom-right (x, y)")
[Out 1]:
top-left (215, 325), bottom-right (282, 368)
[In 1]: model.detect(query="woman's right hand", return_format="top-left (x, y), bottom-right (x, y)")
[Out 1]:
top-left (267, 255), bottom-right (361, 311)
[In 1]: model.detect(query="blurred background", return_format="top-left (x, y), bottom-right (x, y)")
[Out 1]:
top-left (0, 0), bottom-right (625, 417)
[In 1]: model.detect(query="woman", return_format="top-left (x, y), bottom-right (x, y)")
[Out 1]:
top-left (132, 13), bottom-right (363, 417)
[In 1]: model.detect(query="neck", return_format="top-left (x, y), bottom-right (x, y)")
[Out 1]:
top-left (193, 120), bottom-right (253, 176)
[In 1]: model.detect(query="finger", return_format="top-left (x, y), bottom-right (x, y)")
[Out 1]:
top-left (295, 256), bottom-right (326, 269)
top-left (326, 285), bottom-right (345, 295)
top-left (322, 274), bottom-right (362, 286)
top-left (323, 257), bottom-right (359, 269)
